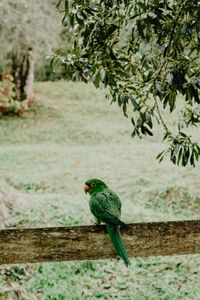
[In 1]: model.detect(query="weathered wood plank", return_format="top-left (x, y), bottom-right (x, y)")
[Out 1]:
top-left (0, 220), bottom-right (200, 264)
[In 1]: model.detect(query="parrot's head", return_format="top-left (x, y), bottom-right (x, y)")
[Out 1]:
top-left (84, 178), bottom-right (107, 195)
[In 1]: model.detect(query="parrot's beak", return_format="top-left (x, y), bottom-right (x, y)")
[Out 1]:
top-left (84, 184), bottom-right (90, 194)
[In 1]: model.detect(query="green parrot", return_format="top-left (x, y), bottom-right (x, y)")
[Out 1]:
top-left (84, 178), bottom-right (131, 267)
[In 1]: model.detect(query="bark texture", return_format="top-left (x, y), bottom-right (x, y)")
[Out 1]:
top-left (0, 220), bottom-right (200, 265)
top-left (11, 48), bottom-right (35, 100)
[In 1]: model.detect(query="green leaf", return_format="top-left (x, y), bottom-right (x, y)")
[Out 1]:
top-left (76, 14), bottom-right (84, 26)
top-left (64, 0), bottom-right (69, 14)
top-left (93, 71), bottom-right (101, 88)
top-left (118, 95), bottom-right (125, 107)
top-left (171, 144), bottom-right (180, 159)
top-left (163, 93), bottom-right (169, 109)
top-left (193, 147), bottom-right (199, 161)
top-left (179, 132), bottom-right (187, 138)
top-left (169, 92), bottom-right (176, 112)
top-left (177, 146), bottom-right (183, 165)
top-left (190, 152), bottom-right (195, 167)
top-left (145, 112), bottom-right (153, 128)
top-left (196, 144), bottom-right (200, 154)
top-left (182, 146), bottom-right (190, 166)
top-left (191, 84), bottom-right (200, 103)
top-left (131, 117), bottom-right (135, 126)
top-left (156, 150), bottom-right (165, 160)
top-left (163, 132), bottom-right (170, 141)
top-left (129, 95), bottom-right (140, 111)
top-left (122, 103), bottom-right (128, 117)
top-left (171, 154), bottom-right (176, 164)
top-left (142, 125), bottom-right (153, 136)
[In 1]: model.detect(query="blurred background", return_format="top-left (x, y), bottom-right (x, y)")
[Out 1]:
top-left (0, 1), bottom-right (200, 299)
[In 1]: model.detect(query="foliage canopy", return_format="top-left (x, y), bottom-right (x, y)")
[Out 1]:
top-left (0, 0), bottom-right (60, 62)
top-left (56, 0), bottom-right (200, 166)
top-left (0, 0), bottom-right (63, 90)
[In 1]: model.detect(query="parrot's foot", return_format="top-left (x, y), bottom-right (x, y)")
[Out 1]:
top-left (95, 221), bottom-right (101, 226)
top-left (119, 221), bottom-right (128, 228)
top-left (91, 220), bottom-right (101, 226)
top-left (94, 218), bottom-right (101, 226)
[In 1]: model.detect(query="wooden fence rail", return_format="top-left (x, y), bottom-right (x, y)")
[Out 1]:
top-left (0, 220), bottom-right (200, 265)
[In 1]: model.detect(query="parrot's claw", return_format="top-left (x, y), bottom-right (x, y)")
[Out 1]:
top-left (95, 222), bottom-right (101, 226)
top-left (94, 218), bottom-right (101, 226)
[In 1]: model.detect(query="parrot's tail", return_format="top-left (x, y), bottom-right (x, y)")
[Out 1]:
top-left (106, 224), bottom-right (131, 267)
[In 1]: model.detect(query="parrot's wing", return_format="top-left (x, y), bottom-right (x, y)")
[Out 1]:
top-left (90, 189), bottom-right (124, 225)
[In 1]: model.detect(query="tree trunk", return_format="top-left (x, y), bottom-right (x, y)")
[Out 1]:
top-left (11, 48), bottom-right (35, 101)
top-left (24, 48), bottom-right (35, 101)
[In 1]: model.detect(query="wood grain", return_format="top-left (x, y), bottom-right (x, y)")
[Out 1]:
top-left (0, 220), bottom-right (200, 264)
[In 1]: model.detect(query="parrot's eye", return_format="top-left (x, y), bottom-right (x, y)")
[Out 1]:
top-left (91, 183), bottom-right (96, 188)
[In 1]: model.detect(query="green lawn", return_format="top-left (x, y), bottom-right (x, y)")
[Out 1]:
top-left (0, 81), bottom-right (200, 300)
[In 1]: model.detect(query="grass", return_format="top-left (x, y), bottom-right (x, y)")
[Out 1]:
top-left (0, 81), bottom-right (200, 299)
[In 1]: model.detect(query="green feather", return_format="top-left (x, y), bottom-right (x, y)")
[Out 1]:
top-left (106, 224), bottom-right (131, 267)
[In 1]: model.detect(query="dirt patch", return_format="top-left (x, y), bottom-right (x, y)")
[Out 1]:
top-left (0, 185), bottom-right (30, 229)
